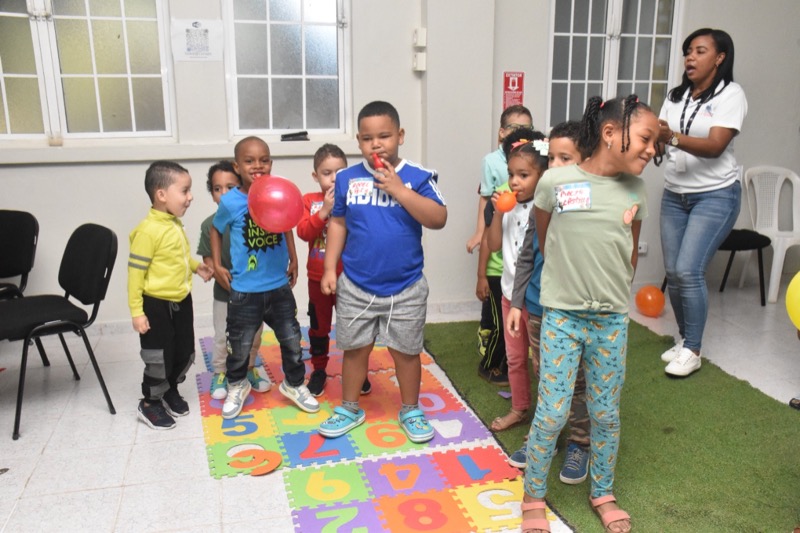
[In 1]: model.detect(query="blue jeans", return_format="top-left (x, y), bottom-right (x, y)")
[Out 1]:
top-left (660, 182), bottom-right (741, 352)
top-left (226, 284), bottom-right (304, 386)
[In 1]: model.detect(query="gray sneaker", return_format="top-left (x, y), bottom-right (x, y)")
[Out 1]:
top-left (279, 381), bottom-right (320, 413)
top-left (221, 379), bottom-right (251, 419)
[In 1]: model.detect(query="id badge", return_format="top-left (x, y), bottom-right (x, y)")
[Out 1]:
top-left (675, 151), bottom-right (687, 173)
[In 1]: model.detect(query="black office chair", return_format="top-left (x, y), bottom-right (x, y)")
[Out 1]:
top-left (0, 223), bottom-right (118, 439)
top-left (0, 210), bottom-right (39, 300)
top-left (717, 228), bottom-right (771, 306)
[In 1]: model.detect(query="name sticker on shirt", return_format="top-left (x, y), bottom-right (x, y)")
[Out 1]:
top-left (347, 178), bottom-right (374, 202)
top-left (310, 201), bottom-right (323, 216)
top-left (554, 182), bottom-right (591, 213)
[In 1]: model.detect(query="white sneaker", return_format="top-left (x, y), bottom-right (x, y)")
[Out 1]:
top-left (660, 338), bottom-right (684, 362)
top-left (665, 347), bottom-right (701, 377)
top-left (221, 379), bottom-right (251, 419)
top-left (279, 381), bottom-right (320, 413)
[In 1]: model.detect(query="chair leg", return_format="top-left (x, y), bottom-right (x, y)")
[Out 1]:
top-left (13, 339), bottom-right (31, 440)
top-left (719, 251), bottom-right (736, 292)
top-left (34, 337), bottom-right (50, 367)
top-left (757, 248), bottom-right (766, 307)
top-left (78, 329), bottom-right (116, 415)
top-left (58, 333), bottom-right (81, 380)
top-left (767, 242), bottom-right (788, 303)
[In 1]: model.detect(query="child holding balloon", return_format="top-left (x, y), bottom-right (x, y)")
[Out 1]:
top-left (197, 160), bottom-right (269, 401)
top-left (484, 127), bottom-right (549, 436)
top-left (297, 144), bottom-right (371, 398)
top-left (317, 101), bottom-right (447, 443)
top-left (504, 121), bottom-right (593, 484)
top-left (520, 95), bottom-right (656, 533)
top-left (210, 136), bottom-right (317, 420)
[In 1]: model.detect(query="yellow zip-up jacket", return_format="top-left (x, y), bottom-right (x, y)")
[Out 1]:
top-left (128, 208), bottom-right (199, 317)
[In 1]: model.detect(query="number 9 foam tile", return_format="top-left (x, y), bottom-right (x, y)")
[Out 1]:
top-left (271, 403), bottom-right (336, 435)
top-left (207, 437), bottom-right (284, 479)
top-left (283, 461), bottom-right (371, 509)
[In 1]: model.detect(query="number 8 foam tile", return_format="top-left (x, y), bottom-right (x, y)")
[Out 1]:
top-left (283, 461), bottom-right (371, 509)
top-left (206, 436), bottom-right (284, 479)
top-left (279, 429), bottom-right (359, 467)
top-left (374, 489), bottom-right (474, 533)
top-left (292, 501), bottom-right (387, 532)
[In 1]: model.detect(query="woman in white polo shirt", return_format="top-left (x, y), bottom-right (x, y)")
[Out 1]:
top-left (657, 28), bottom-right (747, 377)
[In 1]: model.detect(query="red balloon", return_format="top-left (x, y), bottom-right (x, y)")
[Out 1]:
top-left (635, 285), bottom-right (665, 318)
top-left (247, 176), bottom-right (304, 233)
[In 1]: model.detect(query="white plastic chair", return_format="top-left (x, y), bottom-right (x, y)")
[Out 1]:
top-left (742, 166), bottom-right (800, 303)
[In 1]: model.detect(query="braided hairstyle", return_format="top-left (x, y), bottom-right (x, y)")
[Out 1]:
top-left (501, 126), bottom-right (549, 175)
top-left (579, 94), bottom-right (654, 160)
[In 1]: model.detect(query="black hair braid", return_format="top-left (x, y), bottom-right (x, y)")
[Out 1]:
top-left (621, 94), bottom-right (640, 154)
top-left (579, 96), bottom-right (604, 156)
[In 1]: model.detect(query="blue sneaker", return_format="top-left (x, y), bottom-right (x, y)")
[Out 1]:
top-left (210, 372), bottom-right (227, 400)
top-left (319, 406), bottom-right (366, 438)
top-left (399, 409), bottom-right (434, 443)
top-left (508, 444), bottom-right (527, 468)
top-left (559, 442), bottom-right (589, 484)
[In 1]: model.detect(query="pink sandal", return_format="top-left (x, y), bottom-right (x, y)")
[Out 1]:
top-left (521, 500), bottom-right (550, 532)
top-left (590, 495), bottom-right (631, 533)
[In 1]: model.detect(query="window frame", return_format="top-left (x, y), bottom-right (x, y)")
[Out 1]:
top-left (545, 0), bottom-right (685, 130)
top-left (0, 0), bottom-right (175, 142)
top-left (221, 0), bottom-right (351, 138)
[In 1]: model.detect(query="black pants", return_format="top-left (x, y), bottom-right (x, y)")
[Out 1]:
top-left (140, 294), bottom-right (195, 401)
top-left (478, 275), bottom-right (507, 372)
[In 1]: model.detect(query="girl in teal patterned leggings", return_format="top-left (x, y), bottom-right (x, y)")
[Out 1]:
top-left (520, 94), bottom-right (660, 533)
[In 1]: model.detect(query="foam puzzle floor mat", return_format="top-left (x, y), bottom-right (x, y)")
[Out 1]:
top-left (196, 327), bottom-right (573, 532)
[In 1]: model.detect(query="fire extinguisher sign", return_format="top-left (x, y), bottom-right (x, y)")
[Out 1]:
top-left (503, 71), bottom-right (525, 109)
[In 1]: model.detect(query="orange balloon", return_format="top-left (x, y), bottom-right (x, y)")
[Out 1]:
top-left (496, 191), bottom-right (517, 213)
top-left (635, 285), bottom-right (665, 317)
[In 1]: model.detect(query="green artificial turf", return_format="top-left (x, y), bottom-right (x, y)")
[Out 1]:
top-left (424, 320), bottom-right (800, 533)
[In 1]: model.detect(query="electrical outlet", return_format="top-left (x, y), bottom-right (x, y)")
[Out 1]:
top-left (638, 242), bottom-right (648, 255)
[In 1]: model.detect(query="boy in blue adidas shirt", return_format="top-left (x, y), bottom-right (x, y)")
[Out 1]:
top-left (318, 101), bottom-right (447, 443)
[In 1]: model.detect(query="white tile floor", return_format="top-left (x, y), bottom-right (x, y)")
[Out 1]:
top-left (0, 274), bottom-right (797, 532)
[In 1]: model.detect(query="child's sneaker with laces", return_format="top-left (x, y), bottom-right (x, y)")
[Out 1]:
top-left (162, 389), bottom-right (189, 417)
top-left (307, 369), bottom-right (327, 397)
top-left (222, 379), bottom-right (251, 419)
top-left (559, 442), bottom-right (589, 484)
top-left (665, 347), bottom-right (701, 376)
top-left (508, 443), bottom-right (527, 468)
top-left (398, 409), bottom-right (434, 443)
top-left (247, 366), bottom-right (272, 393)
top-left (210, 372), bottom-right (227, 400)
top-left (319, 406), bottom-right (366, 438)
top-left (279, 381), bottom-right (320, 413)
top-left (138, 399), bottom-right (176, 430)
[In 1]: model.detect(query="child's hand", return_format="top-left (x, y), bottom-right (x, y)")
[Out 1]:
top-left (287, 257), bottom-right (298, 288)
top-left (320, 271), bottom-right (337, 295)
top-left (320, 187), bottom-right (335, 219)
top-left (132, 315), bottom-right (150, 334)
top-left (214, 266), bottom-right (232, 292)
top-left (196, 263), bottom-right (214, 282)
top-left (373, 159), bottom-right (404, 198)
top-left (506, 307), bottom-right (522, 338)
top-left (476, 276), bottom-right (489, 301)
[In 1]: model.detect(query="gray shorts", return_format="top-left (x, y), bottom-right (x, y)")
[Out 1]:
top-left (335, 273), bottom-right (428, 355)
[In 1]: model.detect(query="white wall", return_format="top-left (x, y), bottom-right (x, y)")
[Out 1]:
top-left (2, 0), bottom-right (799, 332)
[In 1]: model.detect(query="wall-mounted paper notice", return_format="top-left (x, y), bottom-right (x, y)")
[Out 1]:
top-left (171, 19), bottom-right (223, 61)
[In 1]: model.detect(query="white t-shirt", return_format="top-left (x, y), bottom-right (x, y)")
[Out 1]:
top-left (659, 81), bottom-right (747, 194)
top-left (500, 192), bottom-right (534, 300)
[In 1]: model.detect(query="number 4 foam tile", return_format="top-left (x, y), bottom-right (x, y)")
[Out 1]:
top-left (375, 489), bottom-right (474, 533)
top-left (430, 445), bottom-right (522, 487)
top-left (283, 461), bottom-right (371, 510)
top-left (360, 453), bottom-right (447, 497)
top-left (292, 501), bottom-right (386, 533)
top-left (206, 436), bottom-right (284, 479)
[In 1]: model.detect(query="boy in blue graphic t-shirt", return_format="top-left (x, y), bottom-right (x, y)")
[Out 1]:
top-left (317, 101), bottom-right (447, 443)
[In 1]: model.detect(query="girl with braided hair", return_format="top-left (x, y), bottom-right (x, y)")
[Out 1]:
top-left (520, 94), bottom-right (659, 533)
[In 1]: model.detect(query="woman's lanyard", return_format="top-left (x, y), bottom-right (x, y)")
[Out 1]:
top-left (679, 88), bottom-right (717, 135)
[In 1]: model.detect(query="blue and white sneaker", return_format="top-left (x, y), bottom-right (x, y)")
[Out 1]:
top-left (319, 406), bottom-right (366, 438)
top-left (210, 372), bottom-right (227, 400)
top-left (559, 442), bottom-right (589, 484)
top-left (399, 409), bottom-right (434, 443)
top-left (508, 444), bottom-right (527, 468)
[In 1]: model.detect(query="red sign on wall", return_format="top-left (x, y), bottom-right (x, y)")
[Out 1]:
top-left (503, 71), bottom-right (525, 109)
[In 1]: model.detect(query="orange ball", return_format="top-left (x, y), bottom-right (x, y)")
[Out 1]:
top-left (635, 285), bottom-right (665, 318)
top-left (496, 191), bottom-right (517, 213)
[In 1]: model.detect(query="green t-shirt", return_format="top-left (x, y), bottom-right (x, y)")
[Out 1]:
top-left (482, 148), bottom-right (506, 277)
top-left (198, 212), bottom-right (232, 302)
top-left (533, 165), bottom-right (647, 313)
